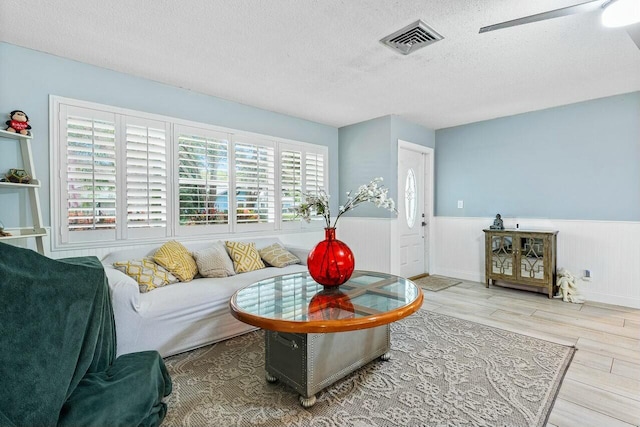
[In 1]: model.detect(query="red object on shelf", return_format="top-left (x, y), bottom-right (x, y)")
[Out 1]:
top-left (308, 288), bottom-right (355, 320)
top-left (307, 227), bottom-right (355, 287)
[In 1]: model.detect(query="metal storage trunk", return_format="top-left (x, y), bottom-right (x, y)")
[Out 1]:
top-left (265, 325), bottom-right (390, 398)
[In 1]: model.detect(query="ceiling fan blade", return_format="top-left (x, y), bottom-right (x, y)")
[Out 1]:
top-left (626, 23), bottom-right (640, 49)
top-left (479, 0), bottom-right (604, 33)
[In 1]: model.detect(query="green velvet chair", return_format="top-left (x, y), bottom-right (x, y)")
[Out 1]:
top-left (0, 243), bottom-right (172, 427)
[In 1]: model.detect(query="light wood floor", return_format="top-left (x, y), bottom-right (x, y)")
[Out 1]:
top-left (423, 279), bottom-right (640, 427)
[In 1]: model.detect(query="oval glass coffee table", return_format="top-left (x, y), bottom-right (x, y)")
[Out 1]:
top-left (229, 270), bottom-right (423, 407)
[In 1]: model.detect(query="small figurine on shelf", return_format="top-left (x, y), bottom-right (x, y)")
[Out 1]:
top-left (5, 110), bottom-right (31, 136)
top-left (5, 168), bottom-right (31, 184)
top-left (0, 220), bottom-right (12, 237)
top-left (489, 213), bottom-right (504, 230)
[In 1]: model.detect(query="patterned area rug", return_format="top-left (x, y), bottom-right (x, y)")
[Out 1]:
top-left (163, 309), bottom-right (574, 427)
top-left (412, 275), bottom-right (462, 292)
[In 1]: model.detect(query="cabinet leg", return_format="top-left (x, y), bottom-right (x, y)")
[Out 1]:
top-left (265, 371), bottom-right (278, 383)
top-left (299, 394), bottom-right (316, 408)
top-left (485, 279), bottom-right (490, 288)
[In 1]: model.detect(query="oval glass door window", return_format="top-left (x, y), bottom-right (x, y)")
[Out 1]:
top-left (405, 168), bottom-right (417, 228)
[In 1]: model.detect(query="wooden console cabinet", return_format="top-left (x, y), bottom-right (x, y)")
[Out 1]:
top-left (483, 229), bottom-right (558, 298)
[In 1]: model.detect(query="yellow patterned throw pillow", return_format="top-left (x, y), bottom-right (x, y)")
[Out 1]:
top-left (153, 240), bottom-right (198, 282)
top-left (225, 241), bottom-right (265, 273)
top-left (258, 243), bottom-right (300, 268)
top-left (113, 258), bottom-right (179, 293)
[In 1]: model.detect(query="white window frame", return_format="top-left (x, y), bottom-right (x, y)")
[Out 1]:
top-left (233, 134), bottom-right (277, 233)
top-left (50, 96), bottom-right (328, 251)
top-left (55, 104), bottom-right (119, 245)
top-left (174, 124), bottom-right (232, 237)
top-left (120, 115), bottom-right (172, 241)
top-left (279, 141), bottom-right (328, 230)
top-left (279, 143), bottom-right (303, 230)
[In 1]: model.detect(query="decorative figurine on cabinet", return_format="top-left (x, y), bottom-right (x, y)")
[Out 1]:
top-left (489, 213), bottom-right (504, 230)
top-left (5, 110), bottom-right (31, 136)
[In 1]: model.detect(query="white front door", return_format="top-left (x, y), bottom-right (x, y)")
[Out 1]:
top-left (398, 146), bottom-right (427, 278)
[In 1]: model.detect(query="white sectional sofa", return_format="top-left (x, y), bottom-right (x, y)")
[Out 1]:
top-left (101, 237), bottom-right (309, 357)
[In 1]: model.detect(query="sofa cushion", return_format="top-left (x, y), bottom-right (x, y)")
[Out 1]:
top-left (153, 241), bottom-right (198, 282)
top-left (136, 264), bottom-right (308, 318)
top-left (113, 258), bottom-right (179, 293)
top-left (192, 241), bottom-right (235, 278)
top-left (259, 243), bottom-right (301, 268)
top-left (225, 241), bottom-right (265, 273)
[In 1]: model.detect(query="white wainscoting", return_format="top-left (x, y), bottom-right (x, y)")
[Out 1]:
top-left (433, 216), bottom-right (640, 309)
top-left (8, 218), bottom-right (638, 308)
top-left (337, 217), bottom-right (393, 274)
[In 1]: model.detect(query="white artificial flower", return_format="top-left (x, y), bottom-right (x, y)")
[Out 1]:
top-left (293, 177), bottom-right (397, 228)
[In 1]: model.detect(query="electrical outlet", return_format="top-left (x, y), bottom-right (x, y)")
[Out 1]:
top-left (583, 269), bottom-right (591, 281)
top-left (457, 200), bottom-right (464, 209)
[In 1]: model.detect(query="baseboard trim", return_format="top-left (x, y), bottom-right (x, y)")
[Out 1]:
top-left (580, 290), bottom-right (640, 309)
top-left (431, 268), bottom-right (640, 309)
top-left (433, 268), bottom-right (482, 283)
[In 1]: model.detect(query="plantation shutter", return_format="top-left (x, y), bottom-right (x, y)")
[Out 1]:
top-left (280, 149), bottom-right (301, 223)
top-left (305, 151), bottom-right (325, 194)
top-left (53, 97), bottom-right (332, 249)
top-left (124, 118), bottom-right (169, 238)
top-left (62, 106), bottom-right (117, 243)
top-left (176, 126), bottom-right (230, 234)
top-left (234, 139), bottom-right (275, 229)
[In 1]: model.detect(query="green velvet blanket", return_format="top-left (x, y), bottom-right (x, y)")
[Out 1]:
top-left (0, 243), bottom-right (171, 427)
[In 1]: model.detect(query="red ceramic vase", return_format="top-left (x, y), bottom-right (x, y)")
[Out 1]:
top-left (308, 289), bottom-right (355, 320)
top-left (307, 228), bottom-right (355, 287)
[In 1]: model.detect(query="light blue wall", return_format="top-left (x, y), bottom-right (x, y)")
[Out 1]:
top-left (338, 115), bottom-right (434, 218)
top-left (0, 43), bottom-right (338, 228)
top-left (339, 116), bottom-right (391, 219)
top-left (435, 92), bottom-right (640, 221)
top-left (390, 115), bottom-right (436, 150)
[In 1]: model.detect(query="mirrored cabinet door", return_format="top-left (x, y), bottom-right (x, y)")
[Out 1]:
top-left (490, 235), bottom-right (515, 279)
top-left (518, 235), bottom-right (546, 281)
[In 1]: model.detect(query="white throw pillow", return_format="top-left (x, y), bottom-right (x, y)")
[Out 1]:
top-left (192, 241), bottom-right (236, 278)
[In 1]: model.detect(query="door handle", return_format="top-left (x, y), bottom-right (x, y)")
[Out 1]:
top-left (421, 221), bottom-right (427, 227)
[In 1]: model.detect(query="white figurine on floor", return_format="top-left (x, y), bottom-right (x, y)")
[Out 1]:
top-left (554, 269), bottom-right (584, 304)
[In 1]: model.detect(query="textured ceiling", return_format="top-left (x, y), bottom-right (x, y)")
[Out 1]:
top-left (1, 0), bottom-right (639, 129)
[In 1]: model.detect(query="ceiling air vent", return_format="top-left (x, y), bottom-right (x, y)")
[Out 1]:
top-left (380, 20), bottom-right (443, 55)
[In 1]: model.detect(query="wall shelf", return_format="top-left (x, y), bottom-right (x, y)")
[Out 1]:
top-left (0, 179), bottom-right (41, 188)
top-left (0, 227), bottom-right (47, 240)
top-left (0, 130), bottom-right (46, 254)
top-left (0, 128), bottom-right (33, 140)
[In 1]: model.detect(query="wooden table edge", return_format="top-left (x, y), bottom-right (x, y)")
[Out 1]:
top-left (230, 287), bottom-right (424, 333)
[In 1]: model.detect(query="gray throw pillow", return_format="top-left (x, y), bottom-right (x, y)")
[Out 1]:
top-left (192, 241), bottom-right (236, 278)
